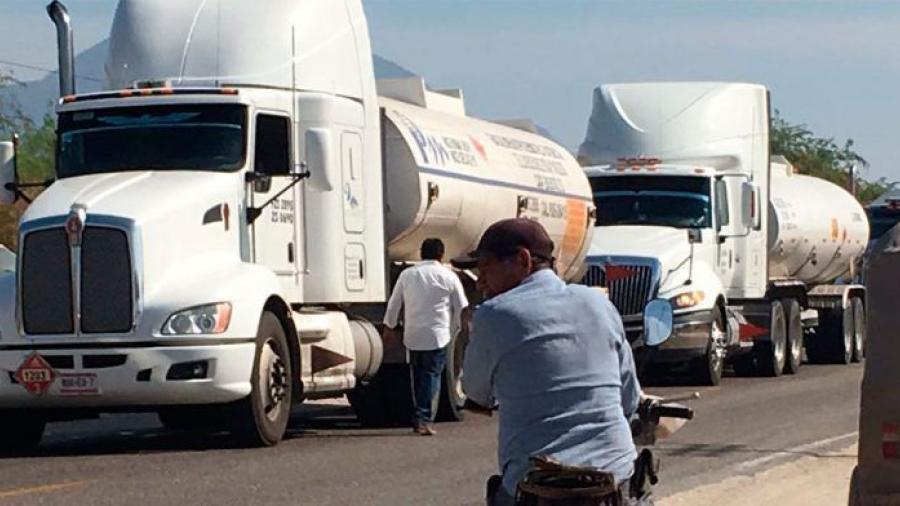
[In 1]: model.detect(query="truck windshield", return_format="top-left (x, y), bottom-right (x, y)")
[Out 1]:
top-left (591, 175), bottom-right (712, 228)
top-left (867, 207), bottom-right (900, 241)
top-left (57, 104), bottom-right (247, 177)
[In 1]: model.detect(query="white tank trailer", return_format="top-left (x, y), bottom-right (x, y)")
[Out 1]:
top-left (768, 158), bottom-right (868, 285)
top-left (580, 82), bottom-right (869, 386)
top-left (0, 0), bottom-right (593, 449)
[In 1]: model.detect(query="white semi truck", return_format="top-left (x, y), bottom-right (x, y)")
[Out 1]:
top-left (578, 82), bottom-right (869, 385)
top-left (0, 0), bottom-right (595, 450)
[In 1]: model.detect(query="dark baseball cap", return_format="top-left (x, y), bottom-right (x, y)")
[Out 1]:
top-left (451, 218), bottom-right (555, 269)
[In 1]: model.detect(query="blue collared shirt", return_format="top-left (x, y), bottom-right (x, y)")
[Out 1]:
top-left (463, 269), bottom-right (641, 495)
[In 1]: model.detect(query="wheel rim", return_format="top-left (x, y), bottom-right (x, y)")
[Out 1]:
top-left (791, 333), bottom-right (801, 362)
top-left (453, 332), bottom-right (468, 407)
top-left (844, 318), bottom-right (853, 357)
top-left (855, 303), bottom-right (865, 358)
top-left (709, 319), bottom-right (726, 375)
top-left (773, 313), bottom-right (786, 366)
top-left (258, 338), bottom-right (288, 423)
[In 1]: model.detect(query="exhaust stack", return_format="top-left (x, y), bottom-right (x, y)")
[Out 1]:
top-left (47, 1), bottom-right (75, 97)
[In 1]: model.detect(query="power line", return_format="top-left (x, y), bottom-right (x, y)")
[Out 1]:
top-left (0, 59), bottom-right (103, 83)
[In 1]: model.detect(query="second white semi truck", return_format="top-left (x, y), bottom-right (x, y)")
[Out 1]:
top-left (0, 0), bottom-right (596, 450)
top-left (578, 82), bottom-right (869, 385)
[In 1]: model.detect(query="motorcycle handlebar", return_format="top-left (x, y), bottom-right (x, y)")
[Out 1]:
top-left (650, 404), bottom-right (694, 420)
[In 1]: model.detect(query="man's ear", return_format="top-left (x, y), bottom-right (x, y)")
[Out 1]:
top-left (517, 248), bottom-right (533, 273)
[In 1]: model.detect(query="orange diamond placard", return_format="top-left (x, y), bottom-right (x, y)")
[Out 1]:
top-left (15, 352), bottom-right (56, 396)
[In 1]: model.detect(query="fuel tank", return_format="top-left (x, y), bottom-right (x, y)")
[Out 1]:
top-left (380, 96), bottom-right (594, 282)
top-left (768, 159), bottom-right (869, 284)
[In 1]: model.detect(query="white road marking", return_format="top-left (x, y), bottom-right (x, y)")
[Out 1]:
top-left (736, 431), bottom-right (858, 472)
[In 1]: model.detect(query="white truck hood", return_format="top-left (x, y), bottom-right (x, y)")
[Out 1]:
top-left (21, 171), bottom-right (246, 301)
top-left (589, 225), bottom-right (691, 263)
top-left (588, 225), bottom-right (715, 292)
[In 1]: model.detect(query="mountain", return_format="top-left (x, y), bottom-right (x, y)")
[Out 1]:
top-left (5, 39), bottom-right (417, 121)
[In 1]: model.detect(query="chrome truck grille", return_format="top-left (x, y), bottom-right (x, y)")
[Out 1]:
top-left (580, 259), bottom-right (660, 317)
top-left (19, 213), bottom-right (138, 335)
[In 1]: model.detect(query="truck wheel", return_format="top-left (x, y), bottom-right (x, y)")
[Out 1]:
top-left (0, 411), bottom-right (45, 454)
top-left (783, 298), bottom-right (803, 375)
top-left (756, 300), bottom-right (786, 377)
top-left (348, 364), bottom-right (414, 428)
top-left (851, 297), bottom-right (865, 362)
top-left (692, 306), bottom-right (725, 386)
top-left (232, 311), bottom-right (292, 447)
top-left (436, 330), bottom-right (468, 422)
top-left (810, 306), bottom-right (853, 365)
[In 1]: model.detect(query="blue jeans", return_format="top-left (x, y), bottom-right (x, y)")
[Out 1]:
top-left (410, 347), bottom-right (447, 426)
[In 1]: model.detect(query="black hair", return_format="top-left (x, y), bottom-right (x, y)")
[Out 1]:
top-left (421, 238), bottom-right (445, 261)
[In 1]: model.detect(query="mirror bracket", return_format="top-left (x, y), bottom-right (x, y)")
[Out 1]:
top-left (245, 170), bottom-right (310, 225)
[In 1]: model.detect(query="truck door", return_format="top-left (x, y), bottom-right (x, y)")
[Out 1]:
top-left (250, 113), bottom-right (299, 297)
top-left (715, 177), bottom-right (738, 290)
top-left (715, 175), bottom-right (752, 296)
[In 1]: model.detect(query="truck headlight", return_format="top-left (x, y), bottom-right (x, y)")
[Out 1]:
top-left (670, 291), bottom-right (705, 309)
top-left (162, 303), bottom-right (232, 335)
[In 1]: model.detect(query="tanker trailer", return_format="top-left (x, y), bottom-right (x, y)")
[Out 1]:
top-left (347, 81), bottom-right (596, 426)
top-left (579, 82), bottom-right (869, 386)
top-left (766, 157), bottom-right (869, 366)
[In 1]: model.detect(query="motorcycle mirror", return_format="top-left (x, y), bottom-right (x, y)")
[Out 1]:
top-left (643, 299), bottom-right (673, 347)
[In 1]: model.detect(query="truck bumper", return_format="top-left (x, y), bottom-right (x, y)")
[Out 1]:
top-left (0, 339), bottom-right (255, 409)
top-left (632, 309), bottom-right (715, 364)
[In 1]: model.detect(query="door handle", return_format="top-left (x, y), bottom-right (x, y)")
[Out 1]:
top-left (288, 242), bottom-right (294, 263)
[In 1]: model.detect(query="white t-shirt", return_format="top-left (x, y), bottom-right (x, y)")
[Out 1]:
top-left (383, 261), bottom-right (469, 351)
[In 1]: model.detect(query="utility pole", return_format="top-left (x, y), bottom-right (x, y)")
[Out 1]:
top-left (849, 163), bottom-right (858, 198)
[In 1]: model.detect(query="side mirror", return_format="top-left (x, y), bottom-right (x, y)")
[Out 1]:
top-left (305, 128), bottom-right (335, 192)
top-left (687, 228), bottom-right (702, 244)
top-left (0, 142), bottom-right (17, 205)
top-left (246, 172), bottom-right (272, 193)
top-left (643, 299), bottom-right (673, 347)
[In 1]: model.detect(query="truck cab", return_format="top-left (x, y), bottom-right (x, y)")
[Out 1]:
top-left (0, 0), bottom-right (386, 450)
top-left (584, 160), bottom-right (751, 384)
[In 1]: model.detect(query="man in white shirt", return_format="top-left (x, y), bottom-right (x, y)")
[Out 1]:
top-left (384, 238), bottom-right (469, 436)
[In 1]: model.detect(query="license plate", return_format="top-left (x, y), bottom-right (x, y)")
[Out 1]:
top-left (58, 373), bottom-right (99, 396)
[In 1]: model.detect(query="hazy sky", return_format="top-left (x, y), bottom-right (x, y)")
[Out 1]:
top-left (1, 0), bottom-right (898, 182)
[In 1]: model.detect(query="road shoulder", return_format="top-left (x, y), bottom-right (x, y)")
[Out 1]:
top-left (660, 444), bottom-right (857, 506)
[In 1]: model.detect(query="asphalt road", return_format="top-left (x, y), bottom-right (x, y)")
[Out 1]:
top-left (0, 363), bottom-right (862, 505)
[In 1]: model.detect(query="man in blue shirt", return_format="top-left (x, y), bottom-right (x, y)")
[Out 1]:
top-left (453, 218), bottom-right (644, 505)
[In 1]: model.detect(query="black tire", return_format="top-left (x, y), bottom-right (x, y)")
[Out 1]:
top-left (851, 297), bottom-right (865, 363)
top-left (436, 330), bottom-right (468, 422)
top-left (0, 411), bottom-right (45, 454)
top-left (731, 352), bottom-right (757, 377)
top-left (232, 311), bottom-right (293, 447)
top-left (755, 300), bottom-right (786, 377)
top-left (809, 306), bottom-right (853, 365)
top-left (692, 306), bottom-right (725, 386)
top-left (348, 364), bottom-right (414, 428)
top-left (783, 298), bottom-right (803, 375)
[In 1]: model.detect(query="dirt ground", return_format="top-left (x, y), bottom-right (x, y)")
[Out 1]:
top-left (661, 444), bottom-right (857, 506)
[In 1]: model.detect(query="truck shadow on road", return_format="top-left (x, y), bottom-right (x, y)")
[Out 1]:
top-left (0, 405), bottom-right (407, 460)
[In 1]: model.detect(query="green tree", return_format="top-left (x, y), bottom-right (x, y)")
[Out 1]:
top-left (771, 109), bottom-right (888, 203)
top-left (0, 70), bottom-right (57, 249)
